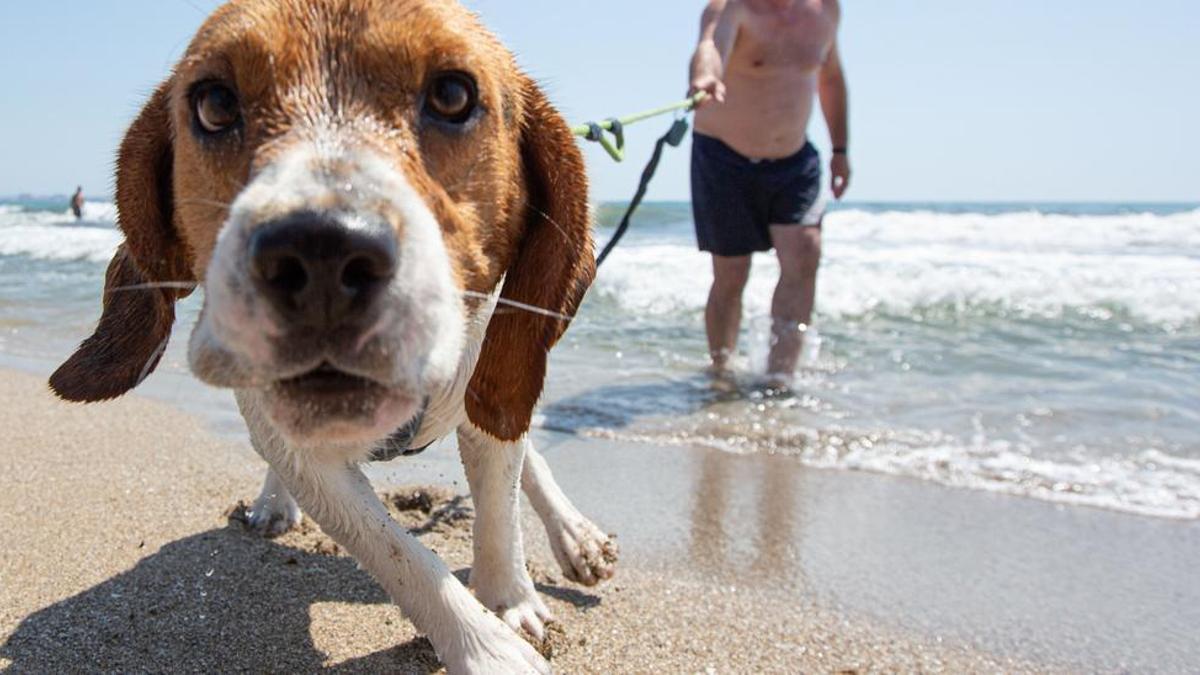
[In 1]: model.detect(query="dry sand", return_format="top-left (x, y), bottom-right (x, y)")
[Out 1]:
top-left (0, 369), bottom-right (1041, 673)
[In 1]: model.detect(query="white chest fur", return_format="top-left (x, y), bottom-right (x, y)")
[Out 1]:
top-left (400, 289), bottom-right (499, 451)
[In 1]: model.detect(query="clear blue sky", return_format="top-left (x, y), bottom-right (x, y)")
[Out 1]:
top-left (1, 1), bottom-right (1197, 202)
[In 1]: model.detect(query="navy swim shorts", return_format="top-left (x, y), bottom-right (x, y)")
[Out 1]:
top-left (691, 132), bottom-right (825, 257)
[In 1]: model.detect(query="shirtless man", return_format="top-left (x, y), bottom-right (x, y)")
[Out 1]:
top-left (70, 186), bottom-right (85, 220)
top-left (689, 0), bottom-right (849, 385)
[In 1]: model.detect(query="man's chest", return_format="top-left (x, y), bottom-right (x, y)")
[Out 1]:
top-left (734, 0), bottom-right (838, 68)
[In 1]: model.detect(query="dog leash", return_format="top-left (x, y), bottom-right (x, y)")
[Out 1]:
top-left (572, 92), bottom-right (706, 162)
top-left (573, 93), bottom-right (707, 267)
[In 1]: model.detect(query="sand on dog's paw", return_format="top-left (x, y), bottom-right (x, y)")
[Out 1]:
top-left (251, 502), bottom-right (302, 538)
top-left (547, 516), bottom-right (618, 587)
top-left (534, 622), bottom-right (571, 661)
top-left (473, 572), bottom-right (554, 641)
top-left (225, 499), bottom-right (300, 538)
top-left (448, 612), bottom-right (552, 675)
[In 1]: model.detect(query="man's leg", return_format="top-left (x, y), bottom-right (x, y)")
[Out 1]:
top-left (766, 224), bottom-right (822, 380)
top-left (706, 254), bottom-right (753, 372)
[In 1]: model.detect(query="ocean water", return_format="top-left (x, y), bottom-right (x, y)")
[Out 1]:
top-left (2, 198), bottom-right (1198, 519)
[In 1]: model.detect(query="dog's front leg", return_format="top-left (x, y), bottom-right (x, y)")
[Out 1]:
top-left (522, 446), bottom-right (618, 586)
top-left (240, 400), bottom-right (549, 674)
top-left (458, 426), bottom-right (552, 640)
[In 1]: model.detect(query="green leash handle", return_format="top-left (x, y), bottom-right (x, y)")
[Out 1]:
top-left (573, 92), bottom-right (707, 162)
top-left (572, 91), bottom-right (709, 268)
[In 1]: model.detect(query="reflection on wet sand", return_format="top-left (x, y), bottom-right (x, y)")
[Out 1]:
top-left (688, 448), bottom-right (806, 585)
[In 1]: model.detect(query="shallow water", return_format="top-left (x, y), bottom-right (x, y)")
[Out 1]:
top-left (2, 198), bottom-right (1198, 519)
top-left (560, 202), bottom-right (1200, 519)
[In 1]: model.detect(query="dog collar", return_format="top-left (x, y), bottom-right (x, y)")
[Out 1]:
top-left (369, 398), bottom-right (432, 462)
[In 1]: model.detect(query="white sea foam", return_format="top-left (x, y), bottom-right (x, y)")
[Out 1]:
top-left (79, 201), bottom-right (118, 222)
top-left (823, 436), bottom-right (1200, 521)
top-left (595, 208), bottom-right (1200, 327)
top-left (0, 202), bottom-right (120, 263)
top-left (585, 425), bottom-right (1200, 520)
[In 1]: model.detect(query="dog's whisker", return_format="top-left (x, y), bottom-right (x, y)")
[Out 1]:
top-left (108, 282), bottom-right (200, 294)
top-left (135, 335), bottom-right (171, 388)
top-left (460, 290), bottom-right (574, 322)
top-left (522, 199), bottom-right (573, 243)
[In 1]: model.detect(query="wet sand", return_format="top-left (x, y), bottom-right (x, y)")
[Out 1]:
top-left (1, 368), bottom-right (1196, 672)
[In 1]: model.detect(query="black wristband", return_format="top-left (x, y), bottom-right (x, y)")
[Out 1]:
top-left (832, 146), bottom-right (848, 155)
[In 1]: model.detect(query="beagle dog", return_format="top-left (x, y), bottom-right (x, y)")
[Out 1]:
top-left (49, 0), bottom-right (616, 672)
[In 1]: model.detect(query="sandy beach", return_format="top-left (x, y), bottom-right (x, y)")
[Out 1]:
top-left (2, 0), bottom-right (1197, 670)
top-left (1, 367), bottom-right (1197, 673)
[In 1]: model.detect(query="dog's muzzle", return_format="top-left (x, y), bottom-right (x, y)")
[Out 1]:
top-left (191, 142), bottom-right (468, 447)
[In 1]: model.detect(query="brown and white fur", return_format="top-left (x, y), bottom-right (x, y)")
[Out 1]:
top-left (49, 1), bottom-right (616, 672)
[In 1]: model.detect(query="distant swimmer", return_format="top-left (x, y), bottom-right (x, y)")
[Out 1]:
top-left (70, 186), bottom-right (85, 220)
top-left (689, 0), bottom-right (850, 388)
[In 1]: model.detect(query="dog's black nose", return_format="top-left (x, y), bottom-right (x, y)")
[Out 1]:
top-left (248, 213), bottom-right (397, 328)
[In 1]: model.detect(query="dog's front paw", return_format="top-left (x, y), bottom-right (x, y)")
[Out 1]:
top-left (472, 569), bottom-right (553, 641)
top-left (545, 515), bottom-right (618, 587)
top-left (246, 491), bottom-right (302, 538)
top-left (447, 612), bottom-right (552, 675)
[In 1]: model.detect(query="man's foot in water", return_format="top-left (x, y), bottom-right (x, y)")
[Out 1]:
top-left (754, 372), bottom-right (796, 399)
top-left (705, 348), bottom-right (742, 393)
top-left (706, 363), bottom-right (740, 393)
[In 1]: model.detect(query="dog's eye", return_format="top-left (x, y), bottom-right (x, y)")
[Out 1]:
top-left (424, 72), bottom-right (478, 125)
top-left (193, 82), bottom-right (241, 135)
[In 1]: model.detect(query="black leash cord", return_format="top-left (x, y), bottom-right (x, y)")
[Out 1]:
top-left (595, 116), bottom-right (691, 268)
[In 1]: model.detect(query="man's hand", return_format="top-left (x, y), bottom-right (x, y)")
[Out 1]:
top-left (690, 72), bottom-right (726, 106)
top-left (830, 153), bottom-right (851, 199)
top-left (689, 40), bottom-right (726, 105)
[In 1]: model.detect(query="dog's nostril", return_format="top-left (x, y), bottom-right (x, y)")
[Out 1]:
top-left (340, 254), bottom-right (389, 294)
top-left (265, 255), bottom-right (309, 296)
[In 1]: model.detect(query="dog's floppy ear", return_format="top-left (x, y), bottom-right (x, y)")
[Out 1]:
top-left (50, 83), bottom-right (193, 402)
top-left (466, 79), bottom-right (596, 441)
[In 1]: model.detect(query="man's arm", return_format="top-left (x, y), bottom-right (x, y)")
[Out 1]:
top-left (818, 40), bottom-right (851, 199)
top-left (689, 0), bottom-right (729, 104)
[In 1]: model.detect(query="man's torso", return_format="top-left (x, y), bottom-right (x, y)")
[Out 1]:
top-left (695, 0), bottom-right (839, 160)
